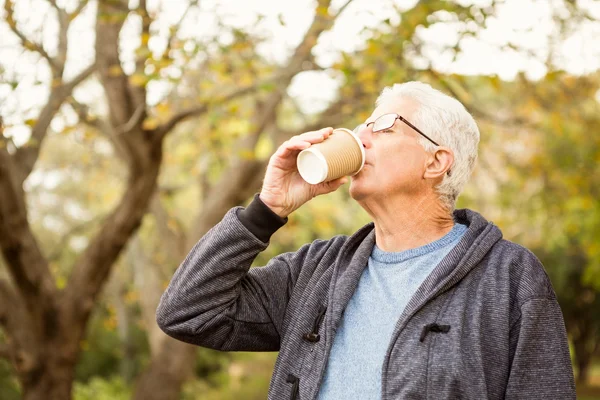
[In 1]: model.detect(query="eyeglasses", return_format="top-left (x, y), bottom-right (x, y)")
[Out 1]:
top-left (353, 113), bottom-right (440, 147)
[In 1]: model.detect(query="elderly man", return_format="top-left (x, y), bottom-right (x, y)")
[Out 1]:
top-left (156, 82), bottom-right (575, 399)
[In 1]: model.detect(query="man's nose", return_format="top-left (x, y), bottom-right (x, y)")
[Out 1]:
top-left (355, 125), bottom-right (372, 149)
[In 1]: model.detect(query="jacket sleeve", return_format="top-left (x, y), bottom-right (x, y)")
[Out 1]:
top-left (155, 195), bottom-right (316, 352)
top-left (505, 297), bottom-right (576, 399)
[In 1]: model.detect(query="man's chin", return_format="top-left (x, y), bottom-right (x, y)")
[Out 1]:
top-left (349, 180), bottom-right (369, 201)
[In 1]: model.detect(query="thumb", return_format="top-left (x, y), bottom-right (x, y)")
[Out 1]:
top-left (313, 177), bottom-right (349, 196)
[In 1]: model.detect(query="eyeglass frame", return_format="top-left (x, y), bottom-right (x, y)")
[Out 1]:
top-left (354, 113), bottom-right (452, 176)
top-left (354, 113), bottom-right (441, 147)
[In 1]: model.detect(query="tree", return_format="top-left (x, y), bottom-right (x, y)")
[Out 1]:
top-left (0, 0), bottom-right (352, 398)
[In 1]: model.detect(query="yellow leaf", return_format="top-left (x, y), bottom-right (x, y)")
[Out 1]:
top-left (142, 117), bottom-right (160, 130)
top-left (156, 103), bottom-right (170, 116)
top-left (130, 73), bottom-right (149, 87)
top-left (125, 291), bottom-right (139, 304)
top-left (56, 276), bottom-right (66, 289)
top-left (141, 32), bottom-right (150, 46)
top-left (316, 5), bottom-right (329, 17)
top-left (238, 149), bottom-right (255, 160)
top-left (238, 74), bottom-right (254, 86)
top-left (357, 67), bottom-right (377, 84)
top-left (255, 135), bottom-right (273, 160)
top-left (108, 65), bottom-right (123, 77)
top-left (167, 218), bottom-right (179, 233)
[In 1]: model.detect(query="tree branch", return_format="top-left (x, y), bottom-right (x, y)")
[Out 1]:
top-left (332, 0), bottom-right (353, 17)
top-left (54, 2), bottom-right (69, 75)
top-left (65, 161), bottom-right (162, 322)
top-left (71, 0), bottom-right (90, 19)
top-left (68, 99), bottom-right (105, 132)
top-left (0, 279), bottom-right (25, 337)
top-left (189, 0), bottom-right (347, 237)
top-left (0, 145), bottom-right (56, 317)
top-left (160, 0), bottom-right (198, 61)
top-left (96, 0), bottom-right (148, 171)
top-left (67, 98), bottom-right (133, 165)
top-left (96, 0), bottom-right (136, 128)
top-left (3, 0), bottom-right (60, 73)
top-left (150, 194), bottom-right (186, 262)
top-left (13, 62), bottom-right (96, 186)
top-left (135, 0), bottom-right (150, 75)
top-left (155, 83), bottom-right (261, 141)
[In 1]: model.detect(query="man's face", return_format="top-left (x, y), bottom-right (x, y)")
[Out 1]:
top-left (349, 97), bottom-right (431, 202)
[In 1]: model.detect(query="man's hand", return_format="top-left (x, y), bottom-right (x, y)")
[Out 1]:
top-left (260, 127), bottom-right (348, 218)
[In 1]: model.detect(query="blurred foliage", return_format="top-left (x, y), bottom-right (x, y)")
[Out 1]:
top-left (73, 377), bottom-right (131, 400)
top-left (75, 301), bottom-right (150, 383)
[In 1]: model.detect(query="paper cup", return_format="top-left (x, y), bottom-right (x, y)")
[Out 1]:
top-left (297, 128), bottom-right (365, 184)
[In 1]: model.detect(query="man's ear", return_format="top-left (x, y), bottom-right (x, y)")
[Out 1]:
top-left (423, 147), bottom-right (454, 179)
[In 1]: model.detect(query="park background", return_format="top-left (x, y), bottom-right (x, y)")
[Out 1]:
top-left (1, 0), bottom-right (599, 399)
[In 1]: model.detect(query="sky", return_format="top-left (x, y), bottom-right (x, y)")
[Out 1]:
top-left (1, 0), bottom-right (600, 140)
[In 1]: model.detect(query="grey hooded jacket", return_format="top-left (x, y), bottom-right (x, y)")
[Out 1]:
top-left (156, 195), bottom-right (576, 399)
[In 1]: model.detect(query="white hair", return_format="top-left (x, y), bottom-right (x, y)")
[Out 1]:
top-left (376, 81), bottom-right (480, 212)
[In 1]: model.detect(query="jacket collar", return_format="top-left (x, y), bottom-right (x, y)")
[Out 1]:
top-left (326, 208), bottom-right (503, 332)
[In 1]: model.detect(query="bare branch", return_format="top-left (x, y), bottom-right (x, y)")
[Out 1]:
top-left (150, 194), bottom-right (186, 261)
top-left (116, 104), bottom-right (146, 135)
top-left (134, 0), bottom-right (152, 78)
top-left (13, 62), bottom-right (96, 185)
top-left (160, 0), bottom-right (198, 60)
top-left (70, 0), bottom-right (90, 20)
top-left (45, 0), bottom-right (60, 11)
top-left (333, 0), bottom-right (354, 17)
top-left (68, 99), bottom-right (104, 132)
top-left (67, 98), bottom-right (133, 165)
top-left (96, 0), bottom-right (150, 171)
top-left (3, 0), bottom-right (60, 73)
top-left (96, 0), bottom-right (135, 128)
top-left (54, 2), bottom-right (70, 74)
top-left (155, 83), bottom-right (261, 141)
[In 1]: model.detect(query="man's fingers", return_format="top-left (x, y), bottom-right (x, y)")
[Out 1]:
top-left (275, 127), bottom-right (334, 158)
top-left (314, 176), bottom-right (348, 196)
top-left (276, 140), bottom-right (312, 158)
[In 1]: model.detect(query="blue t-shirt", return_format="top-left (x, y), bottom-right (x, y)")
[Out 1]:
top-left (317, 223), bottom-right (467, 399)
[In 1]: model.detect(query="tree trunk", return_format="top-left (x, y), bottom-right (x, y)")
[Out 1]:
top-left (132, 338), bottom-right (196, 400)
top-left (16, 314), bottom-right (83, 400)
top-left (573, 332), bottom-right (591, 385)
top-left (21, 356), bottom-right (76, 400)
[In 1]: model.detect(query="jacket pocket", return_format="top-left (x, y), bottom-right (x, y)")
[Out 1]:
top-left (286, 373), bottom-right (300, 400)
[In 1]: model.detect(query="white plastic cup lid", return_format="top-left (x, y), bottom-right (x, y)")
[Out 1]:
top-left (297, 148), bottom-right (328, 184)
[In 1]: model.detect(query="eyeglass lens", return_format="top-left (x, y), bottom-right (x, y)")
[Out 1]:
top-left (372, 114), bottom-right (397, 132)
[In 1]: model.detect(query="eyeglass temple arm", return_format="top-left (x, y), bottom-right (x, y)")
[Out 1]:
top-left (398, 116), bottom-right (440, 147)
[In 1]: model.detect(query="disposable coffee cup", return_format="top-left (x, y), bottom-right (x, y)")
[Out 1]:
top-left (296, 128), bottom-right (365, 184)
